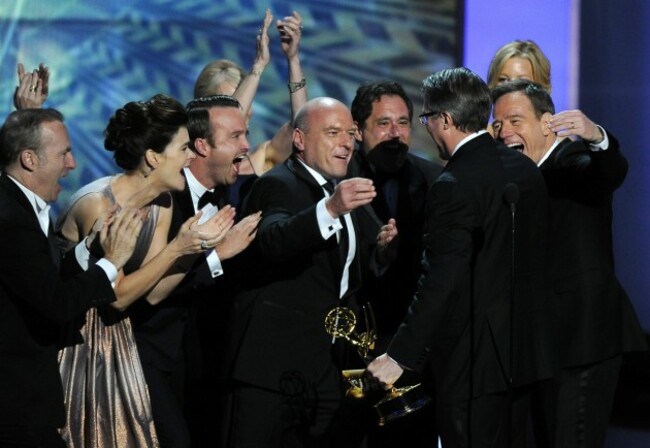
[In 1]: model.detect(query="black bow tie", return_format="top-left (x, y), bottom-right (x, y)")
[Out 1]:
top-left (322, 180), bottom-right (336, 195)
top-left (198, 187), bottom-right (228, 209)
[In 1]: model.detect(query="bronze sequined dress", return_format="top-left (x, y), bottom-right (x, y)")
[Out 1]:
top-left (56, 176), bottom-right (159, 448)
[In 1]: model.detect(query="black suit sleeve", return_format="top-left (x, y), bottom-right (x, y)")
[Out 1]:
top-left (245, 175), bottom-right (325, 262)
top-left (558, 131), bottom-right (627, 195)
top-left (0, 221), bottom-right (115, 325)
top-left (585, 131), bottom-right (627, 193)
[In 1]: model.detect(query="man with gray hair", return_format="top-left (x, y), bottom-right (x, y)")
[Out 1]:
top-left (0, 108), bottom-right (141, 447)
top-left (368, 68), bottom-right (552, 447)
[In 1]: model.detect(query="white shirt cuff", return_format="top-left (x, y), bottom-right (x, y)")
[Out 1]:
top-left (316, 198), bottom-right (342, 240)
top-left (76, 237), bottom-right (118, 286)
top-left (207, 249), bottom-right (224, 278)
top-left (74, 238), bottom-right (92, 271)
top-left (589, 125), bottom-right (609, 151)
top-left (96, 258), bottom-right (119, 284)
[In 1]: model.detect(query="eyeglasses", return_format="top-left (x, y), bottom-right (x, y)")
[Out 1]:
top-left (418, 111), bottom-right (439, 125)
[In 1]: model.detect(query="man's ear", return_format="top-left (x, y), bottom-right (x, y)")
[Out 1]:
top-left (541, 112), bottom-right (553, 136)
top-left (193, 138), bottom-right (210, 157)
top-left (354, 121), bottom-right (363, 142)
top-left (293, 128), bottom-right (305, 153)
top-left (19, 149), bottom-right (38, 171)
top-left (441, 112), bottom-right (451, 130)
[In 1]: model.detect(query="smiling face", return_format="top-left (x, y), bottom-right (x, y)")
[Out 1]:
top-left (497, 57), bottom-right (535, 85)
top-left (357, 94), bottom-right (411, 172)
top-left (31, 120), bottom-right (76, 202)
top-left (156, 126), bottom-right (194, 192)
top-left (357, 95), bottom-right (411, 153)
top-left (294, 100), bottom-right (356, 180)
top-left (202, 107), bottom-right (250, 187)
top-left (492, 91), bottom-right (554, 164)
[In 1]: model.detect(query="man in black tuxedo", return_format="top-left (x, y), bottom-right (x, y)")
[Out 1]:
top-left (223, 97), bottom-right (396, 447)
top-left (491, 80), bottom-right (648, 448)
top-left (126, 95), bottom-right (260, 448)
top-left (346, 80), bottom-right (442, 447)
top-left (368, 68), bottom-right (553, 447)
top-left (0, 108), bottom-right (140, 447)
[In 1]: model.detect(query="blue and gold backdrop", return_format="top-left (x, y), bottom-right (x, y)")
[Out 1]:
top-left (0, 0), bottom-right (459, 214)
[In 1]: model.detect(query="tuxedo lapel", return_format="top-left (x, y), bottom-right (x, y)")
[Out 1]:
top-left (0, 174), bottom-right (60, 271)
top-left (48, 223), bottom-right (61, 271)
top-left (286, 155), bottom-right (326, 199)
top-left (170, 181), bottom-right (195, 239)
top-left (0, 174), bottom-right (37, 220)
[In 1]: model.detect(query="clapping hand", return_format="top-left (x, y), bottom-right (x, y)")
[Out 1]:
top-left (215, 211), bottom-right (261, 260)
top-left (252, 9), bottom-right (273, 74)
top-left (99, 207), bottom-right (145, 270)
top-left (278, 11), bottom-right (303, 59)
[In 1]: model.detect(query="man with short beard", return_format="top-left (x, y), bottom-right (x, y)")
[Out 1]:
top-left (347, 80), bottom-right (442, 447)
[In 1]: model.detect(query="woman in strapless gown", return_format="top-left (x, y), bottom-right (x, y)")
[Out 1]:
top-left (55, 94), bottom-right (234, 448)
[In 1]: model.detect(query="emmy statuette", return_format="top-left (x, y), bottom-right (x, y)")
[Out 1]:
top-left (324, 305), bottom-right (431, 425)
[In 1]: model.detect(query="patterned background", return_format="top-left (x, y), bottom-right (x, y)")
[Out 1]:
top-left (0, 0), bottom-right (458, 215)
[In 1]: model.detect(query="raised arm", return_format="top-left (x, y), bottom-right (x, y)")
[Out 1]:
top-left (278, 11), bottom-right (307, 121)
top-left (251, 11), bottom-right (308, 173)
top-left (14, 62), bottom-right (49, 110)
top-left (232, 9), bottom-right (273, 115)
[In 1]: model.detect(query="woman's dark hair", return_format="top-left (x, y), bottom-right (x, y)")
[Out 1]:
top-left (104, 94), bottom-right (187, 170)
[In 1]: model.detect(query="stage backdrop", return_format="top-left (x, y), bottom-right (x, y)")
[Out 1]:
top-left (0, 0), bottom-right (459, 213)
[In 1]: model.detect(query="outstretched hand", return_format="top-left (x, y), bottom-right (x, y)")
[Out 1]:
top-left (376, 218), bottom-right (398, 264)
top-left (325, 177), bottom-right (376, 218)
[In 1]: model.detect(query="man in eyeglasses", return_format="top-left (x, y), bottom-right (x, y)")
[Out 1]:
top-left (367, 68), bottom-right (553, 447)
top-left (347, 80), bottom-right (442, 447)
